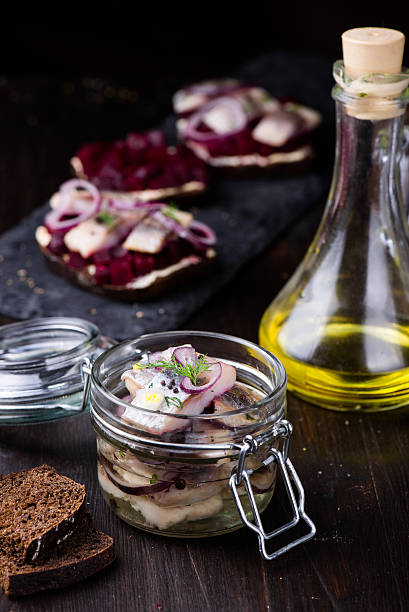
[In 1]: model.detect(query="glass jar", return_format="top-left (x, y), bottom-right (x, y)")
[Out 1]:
top-left (0, 317), bottom-right (114, 424)
top-left (87, 331), bottom-right (315, 560)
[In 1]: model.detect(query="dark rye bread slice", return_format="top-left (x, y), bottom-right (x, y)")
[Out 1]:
top-left (0, 514), bottom-right (115, 598)
top-left (0, 465), bottom-right (85, 564)
top-left (38, 242), bottom-right (216, 302)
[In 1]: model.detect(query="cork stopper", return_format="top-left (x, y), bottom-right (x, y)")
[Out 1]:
top-left (342, 27), bottom-right (405, 79)
top-left (337, 27), bottom-right (407, 119)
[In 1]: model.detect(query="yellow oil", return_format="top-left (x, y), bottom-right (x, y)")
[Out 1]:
top-left (259, 309), bottom-right (409, 412)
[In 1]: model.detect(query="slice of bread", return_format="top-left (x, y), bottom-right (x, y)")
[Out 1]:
top-left (1, 514), bottom-right (115, 598)
top-left (0, 465), bottom-right (86, 563)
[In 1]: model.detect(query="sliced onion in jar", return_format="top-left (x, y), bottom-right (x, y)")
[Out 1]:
top-left (172, 346), bottom-right (197, 367)
top-left (180, 361), bottom-right (222, 394)
top-left (45, 179), bottom-right (102, 232)
top-left (99, 453), bottom-right (173, 496)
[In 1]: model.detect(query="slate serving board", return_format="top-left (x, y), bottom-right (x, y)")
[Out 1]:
top-left (0, 52), bottom-right (333, 340)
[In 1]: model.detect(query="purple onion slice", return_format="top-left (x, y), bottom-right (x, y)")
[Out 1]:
top-left (189, 220), bottom-right (216, 246)
top-left (180, 361), bottom-right (222, 394)
top-left (99, 453), bottom-right (173, 496)
top-left (108, 199), bottom-right (163, 212)
top-left (151, 210), bottom-right (215, 250)
top-left (45, 179), bottom-right (102, 232)
top-left (173, 346), bottom-right (197, 367)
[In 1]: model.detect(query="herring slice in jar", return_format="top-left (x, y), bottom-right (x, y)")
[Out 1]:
top-left (120, 345), bottom-right (236, 435)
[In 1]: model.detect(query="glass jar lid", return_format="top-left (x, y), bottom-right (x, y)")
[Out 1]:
top-left (0, 317), bottom-right (114, 424)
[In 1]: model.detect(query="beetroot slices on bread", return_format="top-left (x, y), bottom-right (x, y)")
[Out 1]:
top-left (173, 79), bottom-right (322, 172)
top-left (36, 180), bottom-right (216, 301)
top-left (71, 129), bottom-right (208, 202)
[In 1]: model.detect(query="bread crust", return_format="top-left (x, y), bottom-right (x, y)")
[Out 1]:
top-left (2, 529), bottom-right (114, 598)
top-left (37, 241), bottom-right (216, 302)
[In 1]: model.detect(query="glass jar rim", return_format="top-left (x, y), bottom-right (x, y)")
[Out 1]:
top-left (0, 316), bottom-right (100, 372)
top-left (90, 330), bottom-right (287, 428)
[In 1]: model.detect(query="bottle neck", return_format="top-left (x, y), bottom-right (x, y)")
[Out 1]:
top-left (329, 99), bottom-right (406, 216)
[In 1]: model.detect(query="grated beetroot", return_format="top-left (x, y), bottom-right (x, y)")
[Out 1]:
top-left (109, 259), bottom-right (134, 285)
top-left (92, 249), bottom-right (112, 265)
top-left (133, 253), bottom-right (155, 277)
top-left (94, 264), bottom-right (110, 286)
top-left (48, 231), bottom-right (68, 255)
top-left (67, 252), bottom-right (89, 268)
top-left (75, 130), bottom-right (207, 192)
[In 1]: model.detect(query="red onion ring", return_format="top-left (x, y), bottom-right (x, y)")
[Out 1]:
top-left (45, 179), bottom-right (102, 232)
top-left (99, 453), bottom-right (173, 496)
top-left (173, 347), bottom-right (197, 367)
top-left (185, 97), bottom-right (247, 143)
top-left (108, 199), bottom-right (163, 212)
top-left (152, 211), bottom-right (215, 250)
top-left (180, 361), bottom-right (222, 394)
top-left (189, 220), bottom-right (216, 246)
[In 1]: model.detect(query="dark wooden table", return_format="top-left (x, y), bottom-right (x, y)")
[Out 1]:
top-left (0, 75), bottom-right (408, 612)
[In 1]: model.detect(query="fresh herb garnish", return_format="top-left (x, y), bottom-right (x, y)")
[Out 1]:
top-left (359, 92), bottom-right (367, 98)
top-left (245, 413), bottom-right (256, 421)
top-left (142, 353), bottom-right (212, 386)
top-left (165, 395), bottom-right (184, 409)
top-left (148, 382), bottom-right (154, 388)
top-left (118, 450), bottom-right (126, 459)
top-left (162, 201), bottom-right (180, 221)
top-left (96, 210), bottom-right (117, 228)
top-left (150, 473), bottom-right (158, 484)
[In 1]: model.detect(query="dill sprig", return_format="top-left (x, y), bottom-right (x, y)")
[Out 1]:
top-left (142, 353), bottom-right (212, 386)
top-left (165, 396), bottom-right (183, 409)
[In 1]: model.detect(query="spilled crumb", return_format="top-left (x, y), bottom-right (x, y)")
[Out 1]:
top-left (6, 279), bottom-right (13, 286)
top-left (158, 308), bottom-right (165, 315)
top-left (136, 311), bottom-right (144, 319)
top-left (34, 287), bottom-right (44, 295)
top-left (90, 308), bottom-right (97, 315)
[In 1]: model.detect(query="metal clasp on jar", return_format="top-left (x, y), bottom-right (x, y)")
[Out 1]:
top-left (229, 420), bottom-right (316, 561)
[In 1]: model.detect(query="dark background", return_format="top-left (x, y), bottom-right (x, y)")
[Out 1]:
top-left (2, 7), bottom-right (408, 86)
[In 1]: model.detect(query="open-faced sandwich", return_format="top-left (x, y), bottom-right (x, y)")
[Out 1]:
top-left (70, 129), bottom-right (208, 203)
top-left (173, 79), bottom-right (322, 172)
top-left (35, 180), bottom-right (216, 301)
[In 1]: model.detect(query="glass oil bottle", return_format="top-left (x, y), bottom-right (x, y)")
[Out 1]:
top-left (259, 28), bottom-right (409, 411)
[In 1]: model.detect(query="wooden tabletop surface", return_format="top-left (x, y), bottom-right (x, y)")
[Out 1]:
top-left (0, 74), bottom-right (408, 612)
